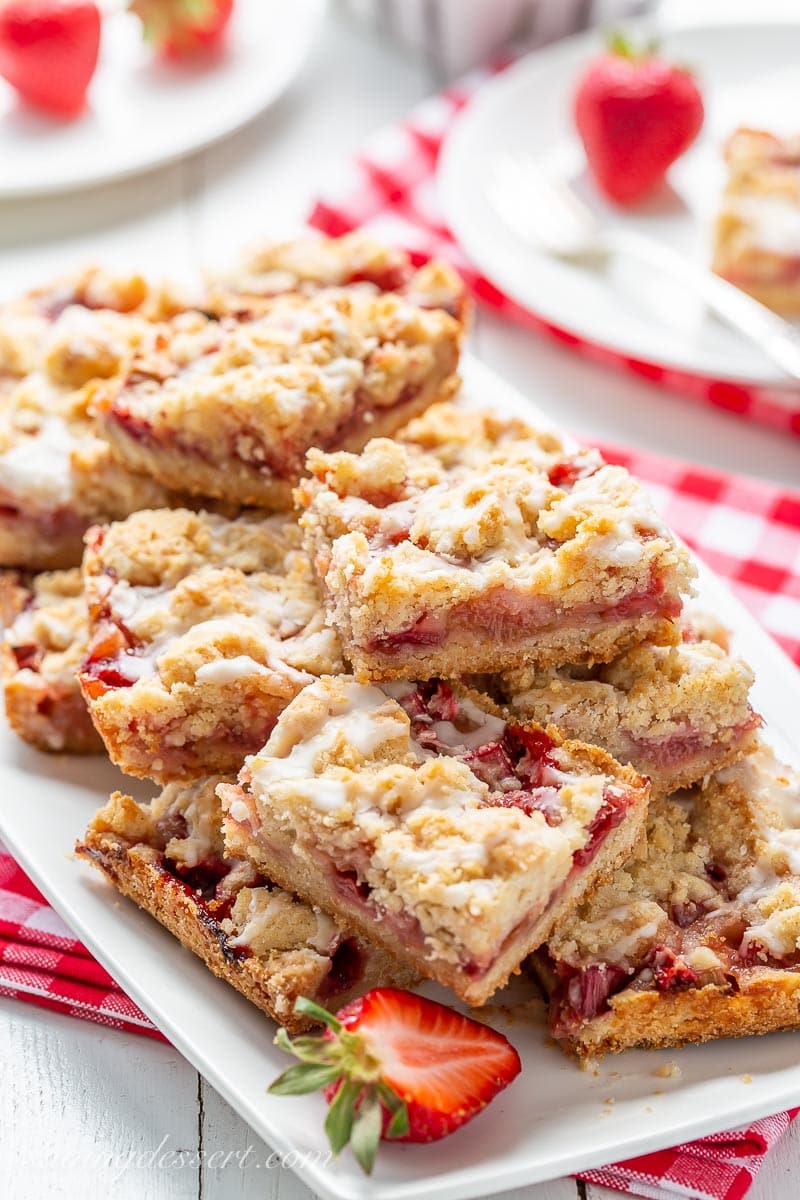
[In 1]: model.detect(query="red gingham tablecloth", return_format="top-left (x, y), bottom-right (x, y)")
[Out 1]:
top-left (309, 63), bottom-right (800, 439)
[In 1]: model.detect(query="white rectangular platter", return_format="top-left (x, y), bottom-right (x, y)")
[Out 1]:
top-left (2, 356), bottom-right (800, 1200)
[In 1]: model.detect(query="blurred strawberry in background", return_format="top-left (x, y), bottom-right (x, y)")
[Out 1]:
top-left (574, 32), bottom-right (704, 206)
top-left (0, 0), bottom-right (101, 117)
top-left (129, 0), bottom-right (234, 59)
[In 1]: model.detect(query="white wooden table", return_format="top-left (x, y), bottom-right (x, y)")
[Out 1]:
top-left (1, 8), bottom-right (798, 1199)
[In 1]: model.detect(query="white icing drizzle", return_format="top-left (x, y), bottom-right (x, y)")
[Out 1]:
top-left (729, 196), bottom-right (800, 255)
top-left (104, 569), bottom-right (320, 688)
top-left (0, 412), bottom-right (75, 508)
top-left (195, 656), bottom-right (270, 684)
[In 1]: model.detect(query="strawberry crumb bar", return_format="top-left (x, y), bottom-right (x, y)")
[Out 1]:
top-left (219, 676), bottom-right (649, 1007)
top-left (298, 405), bottom-right (695, 682)
top-left (534, 743), bottom-right (800, 1056)
top-left (214, 232), bottom-right (469, 322)
top-left (77, 777), bottom-right (413, 1031)
top-left (0, 273), bottom-right (193, 570)
top-left (497, 618), bottom-right (759, 798)
top-left (79, 509), bottom-right (343, 782)
top-left (712, 127), bottom-right (800, 314)
top-left (98, 289), bottom-right (463, 510)
top-left (0, 265), bottom-right (187, 388)
top-left (1, 568), bottom-right (101, 754)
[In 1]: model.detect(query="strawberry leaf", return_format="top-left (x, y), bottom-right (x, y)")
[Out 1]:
top-left (351, 1092), bottom-right (382, 1175)
top-left (274, 1029), bottom-right (340, 1065)
top-left (293, 995), bottom-right (344, 1034)
top-left (268, 1063), bottom-right (342, 1096)
top-left (606, 29), bottom-right (659, 60)
top-left (325, 1079), bottom-right (362, 1156)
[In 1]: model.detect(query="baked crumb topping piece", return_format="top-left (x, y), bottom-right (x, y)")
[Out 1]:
top-left (297, 404), bottom-right (695, 681)
top-left (76, 776), bottom-right (414, 1031)
top-left (712, 127), bottom-right (800, 314)
top-left (79, 508), bottom-right (343, 782)
top-left (219, 675), bottom-right (649, 1007)
top-left (210, 231), bottom-right (469, 323)
top-left (1, 568), bottom-right (101, 754)
top-left (498, 616), bottom-right (759, 798)
top-left (534, 742), bottom-right (800, 1055)
top-left (98, 287), bottom-right (463, 510)
top-left (0, 266), bottom-right (190, 382)
top-left (0, 270), bottom-right (195, 571)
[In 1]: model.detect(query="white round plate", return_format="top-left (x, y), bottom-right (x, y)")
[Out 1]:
top-left (439, 17), bottom-right (800, 386)
top-left (0, 0), bottom-right (325, 198)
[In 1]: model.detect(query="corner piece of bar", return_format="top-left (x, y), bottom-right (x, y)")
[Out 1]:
top-left (533, 742), bottom-right (800, 1056)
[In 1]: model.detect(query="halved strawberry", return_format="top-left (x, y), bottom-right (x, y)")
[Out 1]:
top-left (269, 988), bottom-right (521, 1173)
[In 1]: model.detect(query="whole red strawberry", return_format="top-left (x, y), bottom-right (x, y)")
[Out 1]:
top-left (129, 0), bottom-right (234, 59)
top-left (0, 0), bottom-right (101, 117)
top-left (574, 32), bottom-right (704, 206)
top-left (269, 990), bottom-right (522, 1173)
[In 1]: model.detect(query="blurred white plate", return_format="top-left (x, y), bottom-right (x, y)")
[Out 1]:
top-left (2, 357), bottom-right (800, 1200)
top-left (439, 18), bottom-right (800, 387)
top-left (0, 0), bottom-right (325, 198)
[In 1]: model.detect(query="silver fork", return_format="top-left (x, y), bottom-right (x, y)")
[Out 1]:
top-left (488, 151), bottom-right (800, 384)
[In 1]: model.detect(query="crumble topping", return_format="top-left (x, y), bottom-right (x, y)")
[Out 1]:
top-left (79, 509), bottom-right (344, 779)
top-left (0, 284), bottom-right (195, 568)
top-left (214, 232), bottom-right (467, 320)
top-left (3, 568), bottom-right (88, 688)
top-left (83, 509), bottom-right (343, 694)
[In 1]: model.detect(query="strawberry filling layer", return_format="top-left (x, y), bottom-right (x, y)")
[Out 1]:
top-left (393, 682), bottom-right (632, 863)
top-left (366, 577), bottom-right (678, 656)
top-left (108, 401), bottom-right (306, 481)
top-left (721, 258), bottom-right (800, 288)
top-left (623, 712), bottom-right (761, 770)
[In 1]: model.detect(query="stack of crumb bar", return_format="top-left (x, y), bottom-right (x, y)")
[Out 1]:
top-left (2, 233), bottom-right (798, 1055)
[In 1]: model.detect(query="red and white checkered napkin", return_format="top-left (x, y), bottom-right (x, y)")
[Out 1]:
top-left (0, 847), bottom-right (161, 1040)
top-left (597, 441), bottom-right (800, 668)
top-left (580, 1110), bottom-right (800, 1200)
top-left (308, 64), bottom-right (800, 439)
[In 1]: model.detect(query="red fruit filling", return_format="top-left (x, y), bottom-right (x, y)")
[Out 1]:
top-left (319, 939), bottom-right (365, 1000)
top-left (626, 712), bottom-right (760, 771)
top-left (11, 643), bottom-right (41, 672)
top-left (367, 575), bottom-right (680, 656)
top-left (549, 959), bottom-right (630, 1037)
top-left (393, 682), bottom-right (633, 863)
top-left (649, 946), bottom-right (699, 991)
top-left (348, 264), bottom-right (413, 292)
top-left (548, 459), bottom-right (600, 489)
